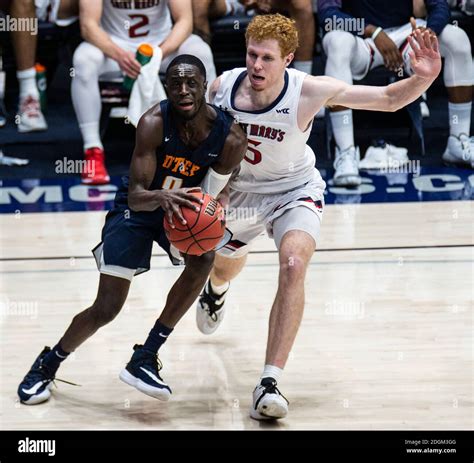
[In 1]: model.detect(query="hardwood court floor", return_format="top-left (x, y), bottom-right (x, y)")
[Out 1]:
top-left (0, 201), bottom-right (472, 430)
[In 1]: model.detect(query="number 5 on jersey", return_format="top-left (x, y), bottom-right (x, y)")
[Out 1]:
top-left (245, 139), bottom-right (262, 165)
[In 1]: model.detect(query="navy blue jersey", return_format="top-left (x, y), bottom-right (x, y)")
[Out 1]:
top-left (150, 100), bottom-right (234, 190)
top-left (114, 100), bottom-right (234, 205)
top-left (96, 101), bottom-right (235, 274)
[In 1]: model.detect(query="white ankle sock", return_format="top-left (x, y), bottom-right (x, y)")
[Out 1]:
top-left (293, 60), bottom-right (313, 75)
top-left (209, 280), bottom-right (229, 295)
top-left (330, 109), bottom-right (354, 152)
top-left (17, 67), bottom-right (39, 100)
top-left (261, 364), bottom-right (283, 382)
top-left (80, 122), bottom-right (103, 151)
top-left (448, 102), bottom-right (472, 138)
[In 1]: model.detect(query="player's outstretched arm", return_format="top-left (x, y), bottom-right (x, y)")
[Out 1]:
top-left (128, 107), bottom-right (202, 225)
top-left (309, 28), bottom-right (441, 114)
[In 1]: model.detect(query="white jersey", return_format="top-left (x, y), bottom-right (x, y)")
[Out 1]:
top-left (214, 67), bottom-right (325, 194)
top-left (101, 0), bottom-right (172, 47)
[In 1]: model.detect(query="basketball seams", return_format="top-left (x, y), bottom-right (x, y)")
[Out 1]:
top-left (164, 192), bottom-right (225, 255)
top-left (166, 215), bottom-right (224, 243)
top-left (188, 192), bottom-right (205, 230)
top-left (185, 221), bottom-right (207, 254)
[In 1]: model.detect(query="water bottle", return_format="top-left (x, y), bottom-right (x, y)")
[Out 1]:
top-left (35, 63), bottom-right (47, 112)
top-left (123, 43), bottom-right (154, 92)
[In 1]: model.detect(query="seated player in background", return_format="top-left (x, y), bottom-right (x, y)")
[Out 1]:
top-left (72, 0), bottom-right (217, 185)
top-left (0, 0), bottom-right (78, 132)
top-left (192, 0), bottom-right (315, 74)
top-left (17, 55), bottom-right (247, 405)
top-left (318, 0), bottom-right (473, 186)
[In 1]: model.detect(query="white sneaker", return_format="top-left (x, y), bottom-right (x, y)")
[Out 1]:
top-left (333, 146), bottom-right (361, 186)
top-left (442, 134), bottom-right (473, 168)
top-left (250, 378), bottom-right (289, 420)
top-left (360, 143), bottom-right (409, 169)
top-left (196, 281), bottom-right (228, 335)
top-left (17, 95), bottom-right (47, 133)
top-left (387, 143), bottom-right (410, 165)
top-left (360, 144), bottom-right (389, 169)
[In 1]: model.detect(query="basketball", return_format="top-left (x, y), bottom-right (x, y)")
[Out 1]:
top-left (163, 192), bottom-right (226, 255)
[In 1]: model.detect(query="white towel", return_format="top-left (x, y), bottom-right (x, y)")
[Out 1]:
top-left (127, 46), bottom-right (167, 128)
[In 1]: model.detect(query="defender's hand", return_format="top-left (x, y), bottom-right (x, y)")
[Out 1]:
top-left (407, 28), bottom-right (441, 80)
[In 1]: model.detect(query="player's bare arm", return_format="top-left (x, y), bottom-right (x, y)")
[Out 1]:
top-left (299, 28), bottom-right (441, 128)
top-left (159, 0), bottom-right (193, 59)
top-left (203, 75), bottom-right (246, 208)
top-left (211, 122), bottom-right (248, 208)
top-left (213, 123), bottom-right (248, 175)
top-left (207, 75), bottom-right (222, 104)
top-left (128, 106), bottom-right (203, 225)
top-left (79, 0), bottom-right (141, 78)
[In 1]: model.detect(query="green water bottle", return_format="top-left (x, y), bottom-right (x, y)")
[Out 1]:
top-left (123, 43), bottom-right (154, 92)
top-left (35, 63), bottom-right (47, 112)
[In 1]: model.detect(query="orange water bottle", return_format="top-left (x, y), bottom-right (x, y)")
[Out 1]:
top-left (35, 63), bottom-right (47, 112)
top-left (123, 43), bottom-right (154, 92)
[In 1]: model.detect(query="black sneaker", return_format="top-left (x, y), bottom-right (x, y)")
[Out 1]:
top-left (119, 344), bottom-right (171, 401)
top-left (17, 347), bottom-right (55, 405)
top-left (196, 281), bottom-right (229, 334)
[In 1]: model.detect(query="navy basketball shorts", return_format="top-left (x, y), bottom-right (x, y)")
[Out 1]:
top-left (92, 203), bottom-right (182, 282)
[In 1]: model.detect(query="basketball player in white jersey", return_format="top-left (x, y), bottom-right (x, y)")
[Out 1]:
top-left (2, 0), bottom-right (78, 132)
top-left (71, 0), bottom-right (217, 184)
top-left (195, 13), bottom-right (441, 420)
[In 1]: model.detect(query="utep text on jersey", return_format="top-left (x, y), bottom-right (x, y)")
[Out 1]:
top-left (150, 100), bottom-right (234, 191)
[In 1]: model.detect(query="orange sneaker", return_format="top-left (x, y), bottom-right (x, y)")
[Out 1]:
top-left (82, 147), bottom-right (110, 185)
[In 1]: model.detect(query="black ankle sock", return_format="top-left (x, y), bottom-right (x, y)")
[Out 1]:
top-left (143, 320), bottom-right (173, 354)
top-left (42, 342), bottom-right (70, 375)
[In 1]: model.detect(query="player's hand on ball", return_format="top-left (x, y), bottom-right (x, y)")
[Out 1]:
top-left (407, 27), bottom-right (441, 80)
top-left (159, 187), bottom-right (204, 228)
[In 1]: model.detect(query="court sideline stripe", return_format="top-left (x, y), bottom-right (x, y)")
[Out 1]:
top-left (0, 243), bottom-right (472, 262)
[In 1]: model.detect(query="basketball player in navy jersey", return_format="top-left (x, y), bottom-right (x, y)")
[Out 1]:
top-left (17, 55), bottom-right (247, 405)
